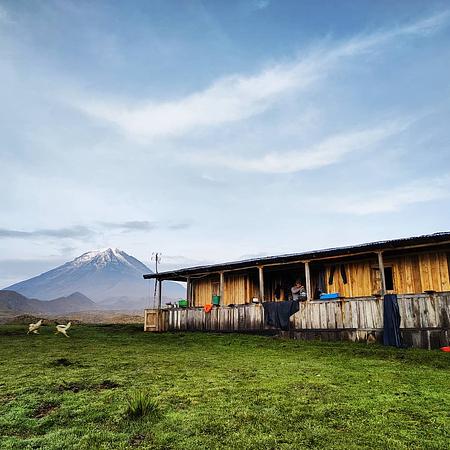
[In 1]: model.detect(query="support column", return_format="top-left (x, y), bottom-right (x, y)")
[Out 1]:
top-left (304, 261), bottom-right (312, 301)
top-left (186, 276), bottom-right (192, 307)
top-left (219, 272), bottom-right (224, 304)
top-left (258, 266), bottom-right (265, 301)
top-left (157, 279), bottom-right (162, 310)
top-left (377, 251), bottom-right (386, 295)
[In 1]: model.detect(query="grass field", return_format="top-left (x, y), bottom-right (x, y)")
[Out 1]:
top-left (1, 325), bottom-right (449, 449)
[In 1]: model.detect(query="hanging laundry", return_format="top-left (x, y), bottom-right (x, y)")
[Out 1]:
top-left (383, 294), bottom-right (402, 347)
top-left (263, 301), bottom-right (299, 331)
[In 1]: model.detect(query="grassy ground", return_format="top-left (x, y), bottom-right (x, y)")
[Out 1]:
top-left (0, 325), bottom-right (449, 449)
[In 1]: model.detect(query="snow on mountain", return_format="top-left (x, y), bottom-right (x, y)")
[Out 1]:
top-left (6, 248), bottom-right (185, 308)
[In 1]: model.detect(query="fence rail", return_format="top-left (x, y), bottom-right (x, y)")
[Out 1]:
top-left (144, 293), bottom-right (450, 348)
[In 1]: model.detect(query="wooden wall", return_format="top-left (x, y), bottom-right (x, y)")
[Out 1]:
top-left (223, 273), bottom-right (259, 305)
top-left (192, 277), bottom-right (216, 307)
top-left (191, 250), bottom-right (450, 306)
top-left (325, 251), bottom-right (450, 297)
top-left (192, 273), bottom-right (258, 306)
top-left (324, 261), bottom-right (373, 297)
top-left (388, 252), bottom-right (450, 294)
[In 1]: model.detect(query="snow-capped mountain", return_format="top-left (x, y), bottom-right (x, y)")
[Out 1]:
top-left (6, 248), bottom-right (185, 308)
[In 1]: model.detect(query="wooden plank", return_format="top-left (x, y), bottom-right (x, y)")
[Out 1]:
top-left (335, 301), bottom-right (344, 329)
top-left (358, 300), bottom-right (366, 329)
top-left (365, 300), bottom-right (374, 329)
top-left (350, 300), bottom-right (359, 329)
top-left (258, 266), bottom-right (265, 301)
top-left (377, 252), bottom-right (386, 295)
top-left (326, 302), bottom-right (337, 329)
top-left (305, 261), bottom-right (312, 301)
top-left (319, 302), bottom-right (327, 329)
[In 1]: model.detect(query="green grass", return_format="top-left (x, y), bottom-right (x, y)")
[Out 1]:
top-left (0, 324), bottom-right (449, 449)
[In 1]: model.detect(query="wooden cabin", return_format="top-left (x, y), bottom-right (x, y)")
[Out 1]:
top-left (143, 232), bottom-right (450, 348)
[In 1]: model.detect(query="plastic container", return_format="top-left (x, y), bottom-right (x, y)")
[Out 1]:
top-left (178, 299), bottom-right (188, 308)
top-left (212, 295), bottom-right (220, 306)
top-left (320, 293), bottom-right (340, 300)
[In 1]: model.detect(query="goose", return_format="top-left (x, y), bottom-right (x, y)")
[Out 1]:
top-left (27, 319), bottom-right (43, 334)
top-left (55, 322), bottom-right (71, 337)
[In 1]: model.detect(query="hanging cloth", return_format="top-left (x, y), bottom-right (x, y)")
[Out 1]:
top-left (383, 294), bottom-right (402, 347)
top-left (263, 301), bottom-right (299, 331)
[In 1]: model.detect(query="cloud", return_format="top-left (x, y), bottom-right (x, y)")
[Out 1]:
top-left (71, 11), bottom-right (449, 140)
top-left (100, 220), bottom-right (159, 231)
top-left (0, 221), bottom-right (191, 241)
top-left (0, 4), bottom-right (13, 25)
top-left (99, 220), bottom-right (191, 232)
top-left (324, 176), bottom-right (450, 215)
top-left (186, 118), bottom-right (413, 173)
top-left (252, 0), bottom-right (270, 11)
top-left (0, 226), bottom-right (93, 240)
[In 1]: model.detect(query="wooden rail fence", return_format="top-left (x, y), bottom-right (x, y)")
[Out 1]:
top-left (144, 293), bottom-right (450, 349)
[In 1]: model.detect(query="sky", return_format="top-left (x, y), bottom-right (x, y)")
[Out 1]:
top-left (1, 0), bottom-right (450, 287)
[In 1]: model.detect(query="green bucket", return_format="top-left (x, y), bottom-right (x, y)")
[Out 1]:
top-left (212, 295), bottom-right (220, 306)
top-left (178, 299), bottom-right (188, 308)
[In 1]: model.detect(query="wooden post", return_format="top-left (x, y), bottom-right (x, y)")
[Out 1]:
top-left (258, 266), bottom-right (265, 301)
top-left (377, 251), bottom-right (386, 295)
top-left (219, 272), bottom-right (224, 304)
top-left (157, 279), bottom-right (162, 310)
top-left (304, 261), bottom-right (312, 301)
top-left (186, 276), bottom-right (192, 307)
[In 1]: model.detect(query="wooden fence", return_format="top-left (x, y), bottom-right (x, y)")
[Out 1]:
top-left (144, 293), bottom-right (450, 349)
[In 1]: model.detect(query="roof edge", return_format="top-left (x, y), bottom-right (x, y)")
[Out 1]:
top-left (142, 231), bottom-right (450, 280)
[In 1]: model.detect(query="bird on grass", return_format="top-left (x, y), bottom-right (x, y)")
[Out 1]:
top-left (27, 319), bottom-right (43, 334)
top-left (55, 322), bottom-right (72, 337)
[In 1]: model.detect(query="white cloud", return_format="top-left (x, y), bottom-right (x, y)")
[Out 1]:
top-left (71, 11), bottom-right (449, 140)
top-left (326, 176), bottom-right (450, 215)
top-left (252, 0), bottom-right (271, 11)
top-left (186, 118), bottom-right (413, 173)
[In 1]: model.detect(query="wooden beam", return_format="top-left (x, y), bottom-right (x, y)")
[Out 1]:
top-left (258, 266), bottom-right (265, 301)
top-left (186, 276), bottom-right (192, 307)
top-left (304, 260), bottom-right (312, 301)
top-left (219, 271), bottom-right (224, 304)
top-left (377, 251), bottom-right (386, 295)
top-left (157, 279), bottom-right (162, 310)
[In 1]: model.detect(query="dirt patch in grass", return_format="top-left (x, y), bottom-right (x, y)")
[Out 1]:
top-left (97, 379), bottom-right (120, 390)
top-left (55, 381), bottom-right (90, 393)
top-left (129, 434), bottom-right (146, 447)
top-left (33, 402), bottom-right (59, 418)
top-left (50, 357), bottom-right (74, 367)
top-left (0, 393), bottom-right (16, 404)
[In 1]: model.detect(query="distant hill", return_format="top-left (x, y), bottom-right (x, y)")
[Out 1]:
top-left (5, 248), bottom-right (185, 309)
top-left (0, 290), bottom-right (96, 314)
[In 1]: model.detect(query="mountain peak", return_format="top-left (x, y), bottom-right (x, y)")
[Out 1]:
top-left (5, 248), bottom-right (183, 305)
top-left (72, 248), bottom-right (135, 269)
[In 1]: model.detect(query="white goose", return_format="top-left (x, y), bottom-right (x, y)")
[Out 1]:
top-left (55, 322), bottom-right (72, 337)
top-left (27, 319), bottom-right (43, 334)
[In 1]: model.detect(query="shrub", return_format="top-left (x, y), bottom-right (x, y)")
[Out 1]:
top-left (124, 391), bottom-right (160, 420)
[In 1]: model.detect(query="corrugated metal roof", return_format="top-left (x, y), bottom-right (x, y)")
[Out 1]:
top-left (143, 231), bottom-right (450, 280)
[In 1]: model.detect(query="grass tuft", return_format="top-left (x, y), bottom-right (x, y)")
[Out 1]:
top-left (124, 391), bottom-right (160, 420)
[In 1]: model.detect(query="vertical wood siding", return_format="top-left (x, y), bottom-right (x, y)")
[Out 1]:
top-left (159, 294), bottom-right (450, 332)
top-left (325, 251), bottom-right (450, 297)
top-left (190, 251), bottom-right (450, 306)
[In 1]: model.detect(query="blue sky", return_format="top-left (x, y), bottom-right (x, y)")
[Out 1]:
top-left (1, 0), bottom-right (450, 287)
